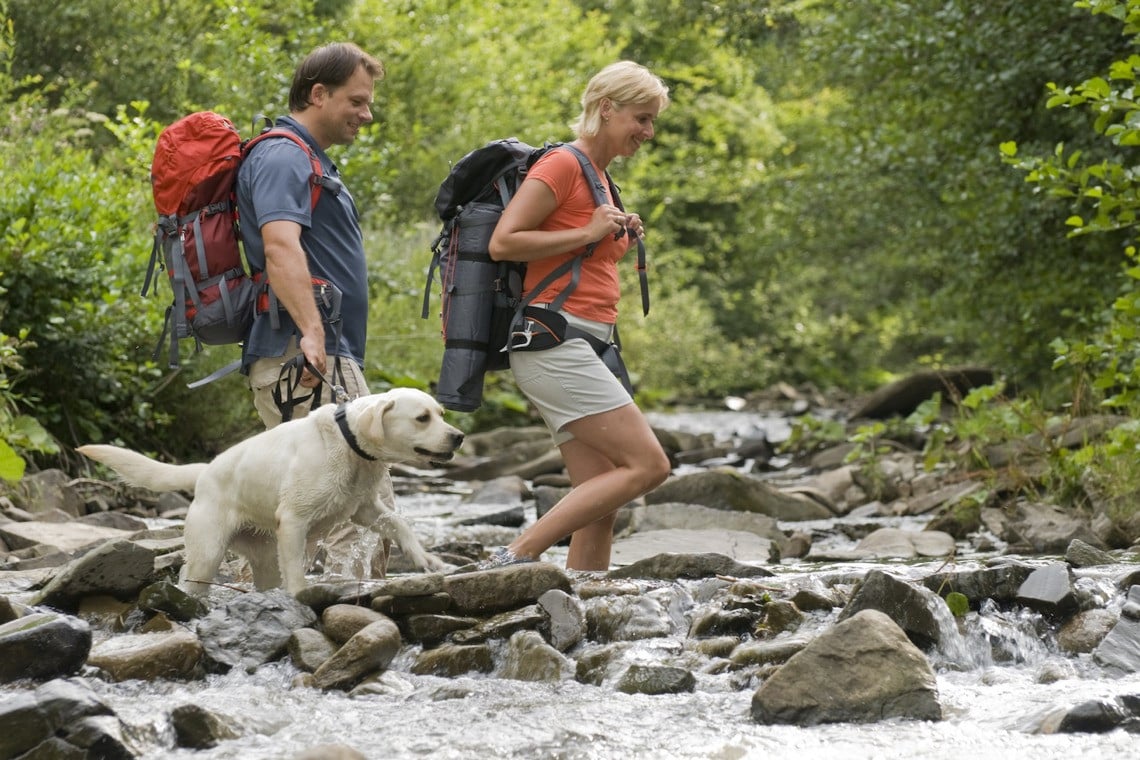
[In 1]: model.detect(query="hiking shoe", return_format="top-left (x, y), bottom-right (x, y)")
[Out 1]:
top-left (477, 547), bottom-right (536, 570)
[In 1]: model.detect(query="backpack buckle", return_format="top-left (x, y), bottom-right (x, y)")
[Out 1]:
top-left (504, 320), bottom-right (536, 351)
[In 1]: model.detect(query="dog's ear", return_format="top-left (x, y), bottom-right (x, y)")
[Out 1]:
top-left (355, 395), bottom-right (396, 445)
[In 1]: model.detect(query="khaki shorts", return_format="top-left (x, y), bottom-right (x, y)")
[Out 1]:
top-left (509, 309), bottom-right (632, 446)
top-left (248, 337), bottom-right (369, 428)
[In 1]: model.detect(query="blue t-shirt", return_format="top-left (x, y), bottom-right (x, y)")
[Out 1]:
top-left (236, 116), bottom-right (368, 370)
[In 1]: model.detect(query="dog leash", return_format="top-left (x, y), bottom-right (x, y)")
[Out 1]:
top-left (273, 353), bottom-right (351, 422)
top-left (283, 355), bottom-right (377, 462)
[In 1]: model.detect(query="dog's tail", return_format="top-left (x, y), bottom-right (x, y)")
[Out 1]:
top-left (77, 444), bottom-right (206, 494)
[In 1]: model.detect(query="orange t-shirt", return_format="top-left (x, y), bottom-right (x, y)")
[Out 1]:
top-left (522, 148), bottom-right (629, 324)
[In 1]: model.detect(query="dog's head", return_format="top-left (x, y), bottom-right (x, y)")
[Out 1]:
top-left (347, 388), bottom-right (464, 466)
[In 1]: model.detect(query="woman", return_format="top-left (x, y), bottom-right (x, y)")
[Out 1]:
top-left (482, 61), bottom-right (673, 571)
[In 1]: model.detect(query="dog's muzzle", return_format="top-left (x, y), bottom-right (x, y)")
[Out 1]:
top-left (416, 431), bottom-right (464, 465)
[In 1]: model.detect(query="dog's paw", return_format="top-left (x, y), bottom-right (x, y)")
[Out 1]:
top-left (421, 553), bottom-right (450, 572)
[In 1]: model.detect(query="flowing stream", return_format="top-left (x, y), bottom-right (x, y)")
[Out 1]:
top-left (24, 408), bottom-right (1140, 758)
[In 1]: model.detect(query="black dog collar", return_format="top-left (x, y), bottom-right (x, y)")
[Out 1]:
top-left (334, 404), bottom-right (378, 462)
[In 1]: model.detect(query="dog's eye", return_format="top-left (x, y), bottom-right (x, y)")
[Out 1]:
top-left (417, 413), bottom-right (431, 423)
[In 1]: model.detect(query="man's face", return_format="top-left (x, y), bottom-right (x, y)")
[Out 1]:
top-left (313, 64), bottom-right (376, 147)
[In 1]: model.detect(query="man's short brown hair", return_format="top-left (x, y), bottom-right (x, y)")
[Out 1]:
top-left (289, 43), bottom-right (384, 112)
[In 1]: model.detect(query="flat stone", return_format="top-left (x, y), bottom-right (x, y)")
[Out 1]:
top-left (611, 529), bottom-right (774, 566)
top-left (0, 522), bottom-right (134, 552)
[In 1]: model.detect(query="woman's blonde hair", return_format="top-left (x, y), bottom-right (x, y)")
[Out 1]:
top-left (572, 61), bottom-right (670, 138)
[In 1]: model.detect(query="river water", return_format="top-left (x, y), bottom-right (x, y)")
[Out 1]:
top-left (20, 409), bottom-right (1140, 758)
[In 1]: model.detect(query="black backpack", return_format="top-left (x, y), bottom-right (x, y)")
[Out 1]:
top-left (421, 138), bottom-right (648, 412)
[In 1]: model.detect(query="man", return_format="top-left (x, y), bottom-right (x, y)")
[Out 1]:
top-left (237, 42), bottom-right (384, 427)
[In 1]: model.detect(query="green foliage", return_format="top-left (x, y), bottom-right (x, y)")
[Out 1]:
top-left (6, 0), bottom-right (333, 121)
top-left (343, 0), bottom-right (617, 223)
top-left (997, 0), bottom-right (1140, 536)
top-left (764, 0), bottom-right (1132, 392)
top-left (7, 0), bottom-right (1140, 466)
top-left (779, 413), bottom-right (847, 458)
top-left (0, 329), bottom-right (58, 481)
top-left (0, 93), bottom-right (162, 451)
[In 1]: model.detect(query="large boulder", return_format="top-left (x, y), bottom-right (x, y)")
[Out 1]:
top-left (751, 609), bottom-right (942, 725)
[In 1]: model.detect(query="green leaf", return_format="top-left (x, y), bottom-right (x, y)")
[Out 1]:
top-left (999, 141), bottom-right (1018, 157)
top-left (0, 440), bottom-right (26, 483)
top-left (945, 592), bottom-right (969, 617)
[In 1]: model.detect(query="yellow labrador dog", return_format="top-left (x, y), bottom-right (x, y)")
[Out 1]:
top-left (78, 388), bottom-right (464, 596)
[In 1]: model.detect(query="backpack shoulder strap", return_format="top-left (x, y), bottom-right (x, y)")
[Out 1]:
top-left (546, 143), bottom-right (650, 316)
top-left (243, 125), bottom-right (331, 210)
top-left (556, 142), bottom-right (610, 209)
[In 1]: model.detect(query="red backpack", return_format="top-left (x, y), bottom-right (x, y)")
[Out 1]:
top-left (144, 111), bottom-right (324, 370)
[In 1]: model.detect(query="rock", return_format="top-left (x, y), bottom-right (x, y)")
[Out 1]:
top-left (611, 530), bottom-right (777, 566)
top-left (751, 609), bottom-right (942, 725)
top-left (690, 606), bottom-right (764, 639)
top-left (621, 501), bottom-right (787, 547)
top-left (1064, 538), bottom-right (1116, 568)
top-left (849, 527), bottom-right (956, 560)
top-left (585, 592), bottom-right (682, 643)
top-left (730, 635), bottom-right (812, 668)
top-left (288, 627), bottom-right (339, 673)
top-left (401, 613), bottom-right (479, 647)
top-left (1093, 586), bottom-right (1140, 675)
top-left (0, 678), bottom-right (135, 759)
top-left (87, 629), bottom-right (203, 681)
top-left (922, 561), bottom-right (1035, 609)
top-left (839, 569), bottom-right (954, 651)
top-left (446, 438), bottom-right (561, 481)
top-left (312, 617), bottom-right (402, 690)
top-left (645, 468), bottom-right (834, 521)
top-left (1016, 563), bottom-right (1078, 619)
top-left (31, 538), bottom-right (158, 610)
top-left (12, 469), bottom-right (87, 518)
top-left (1002, 501), bottom-right (1105, 554)
top-left (170, 702), bottom-right (241, 749)
top-left (457, 426), bottom-right (550, 457)
top-left (464, 475), bottom-right (531, 505)
top-left (444, 563), bottom-right (572, 616)
top-left (321, 603), bottom-right (388, 645)
top-left (1048, 696), bottom-right (1140, 734)
top-left (1057, 609), bottom-right (1118, 654)
top-left (195, 589), bottom-right (318, 673)
top-left (499, 629), bottom-right (574, 681)
top-left (0, 520), bottom-right (134, 554)
top-left (137, 579), bottom-right (209, 622)
top-left (451, 605), bottom-right (546, 645)
top-left (615, 663), bottom-right (696, 695)
top-left (411, 642), bottom-right (494, 676)
top-left (0, 612), bottom-right (91, 682)
top-left (849, 366), bottom-right (994, 420)
top-left (537, 588), bottom-right (585, 652)
top-left (606, 552), bottom-right (773, 581)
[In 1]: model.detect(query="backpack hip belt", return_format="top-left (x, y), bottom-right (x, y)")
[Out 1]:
top-left (504, 304), bottom-right (633, 395)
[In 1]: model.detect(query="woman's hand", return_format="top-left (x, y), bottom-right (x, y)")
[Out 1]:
top-left (588, 204), bottom-right (634, 243)
top-left (623, 213), bottom-right (645, 249)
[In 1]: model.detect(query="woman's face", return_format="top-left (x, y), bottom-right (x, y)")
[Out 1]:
top-left (605, 100), bottom-right (661, 157)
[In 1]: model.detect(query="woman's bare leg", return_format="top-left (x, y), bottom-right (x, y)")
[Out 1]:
top-left (508, 402), bottom-right (670, 570)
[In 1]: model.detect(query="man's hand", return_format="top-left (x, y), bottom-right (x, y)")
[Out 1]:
top-left (298, 331), bottom-right (327, 388)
